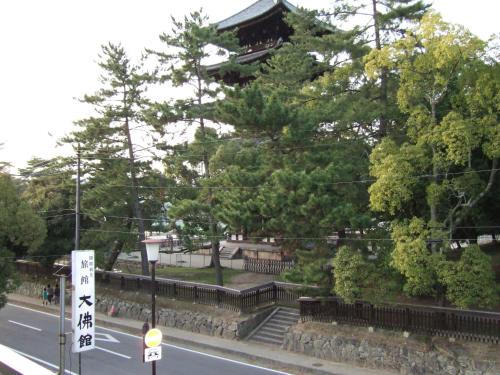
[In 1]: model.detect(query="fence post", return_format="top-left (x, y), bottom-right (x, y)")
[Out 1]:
top-left (272, 283), bottom-right (277, 304)
top-left (216, 289), bottom-right (221, 308)
top-left (194, 286), bottom-right (198, 304)
top-left (369, 303), bottom-right (375, 325)
top-left (238, 294), bottom-right (244, 313)
top-left (405, 307), bottom-right (411, 330)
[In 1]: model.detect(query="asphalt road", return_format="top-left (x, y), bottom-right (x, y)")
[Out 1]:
top-left (0, 303), bottom-right (290, 375)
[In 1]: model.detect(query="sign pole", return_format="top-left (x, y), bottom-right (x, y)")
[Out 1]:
top-left (71, 250), bottom-right (95, 373)
top-left (58, 275), bottom-right (66, 375)
top-left (75, 144), bottom-right (82, 374)
top-left (151, 261), bottom-right (156, 375)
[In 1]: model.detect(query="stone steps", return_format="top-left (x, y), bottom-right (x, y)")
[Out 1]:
top-left (247, 307), bottom-right (300, 346)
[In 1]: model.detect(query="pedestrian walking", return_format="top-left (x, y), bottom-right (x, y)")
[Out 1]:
top-left (54, 283), bottom-right (60, 305)
top-left (42, 287), bottom-right (48, 306)
top-left (47, 284), bottom-right (54, 305)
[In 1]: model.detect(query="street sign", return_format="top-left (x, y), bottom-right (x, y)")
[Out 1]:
top-left (71, 250), bottom-right (95, 353)
top-left (144, 346), bottom-right (162, 362)
top-left (144, 328), bottom-right (162, 348)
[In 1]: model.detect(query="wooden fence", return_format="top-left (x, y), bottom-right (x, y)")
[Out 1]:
top-left (243, 257), bottom-right (294, 274)
top-left (15, 260), bottom-right (312, 313)
top-left (299, 297), bottom-right (500, 344)
top-left (16, 260), bottom-right (499, 343)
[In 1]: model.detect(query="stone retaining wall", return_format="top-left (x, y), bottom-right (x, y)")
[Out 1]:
top-left (283, 322), bottom-right (499, 375)
top-left (15, 281), bottom-right (271, 340)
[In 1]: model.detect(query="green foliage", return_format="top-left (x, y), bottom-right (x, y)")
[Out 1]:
top-left (20, 157), bottom-right (75, 266)
top-left (438, 245), bottom-right (497, 309)
top-left (0, 173), bottom-right (46, 257)
top-left (148, 10), bottom-right (244, 286)
top-left (332, 243), bottom-right (401, 304)
top-left (366, 12), bottom-right (499, 305)
top-left (332, 246), bottom-right (366, 303)
top-left (369, 139), bottom-right (427, 215)
top-left (0, 172), bottom-right (45, 309)
top-left (282, 246), bottom-right (332, 290)
top-left (66, 43), bottom-right (157, 274)
top-left (0, 248), bottom-right (18, 309)
top-left (390, 218), bottom-right (443, 296)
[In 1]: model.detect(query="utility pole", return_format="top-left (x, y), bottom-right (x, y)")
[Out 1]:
top-left (58, 275), bottom-right (66, 375)
top-left (75, 144), bottom-right (81, 250)
top-left (75, 144), bottom-right (82, 374)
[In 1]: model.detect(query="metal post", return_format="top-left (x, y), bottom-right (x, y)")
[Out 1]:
top-left (151, 261), bottom-right (156, 375)
top-left (58, 275), bottom-right (66, 375)
top-left (75, 144), bottom-right (81, 251)
top-left (75, 144), bottom-right (82, 375)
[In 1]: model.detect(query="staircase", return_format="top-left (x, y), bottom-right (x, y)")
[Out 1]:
top-left (219, 246), bottom-right (239, 259)
top-left (247, 307), bottom-right (300, 346)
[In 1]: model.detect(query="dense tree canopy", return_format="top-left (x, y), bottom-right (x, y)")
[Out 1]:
top-left (8, 4), bottom-right (498, 309)
top-left (0, 170), bottom-right (46, 308)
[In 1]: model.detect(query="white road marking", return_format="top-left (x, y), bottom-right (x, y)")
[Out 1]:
top-left (95, 332), bottom-right (120, 343)
top-left (95, 345), bottom-right (131, 359)
top-left (7, 303), bottom-right (61, 319)
top-left (8, 320), bottom-right (42, 331)
top-left (11, 347), bottom-right (78, 375)
top-left (163, 343), bottom-right (291, 375)
top-left (97, 326), bottom-right (291, 374)
top-left (7, 303), bottom-right (291, 374)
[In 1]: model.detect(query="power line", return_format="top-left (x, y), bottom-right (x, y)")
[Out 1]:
top-left (76, 167), bottom-right (500, 190)
top-left (35, 211), bottom-right (500, 232)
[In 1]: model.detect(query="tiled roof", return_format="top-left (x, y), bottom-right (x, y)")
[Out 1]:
top-left (206, 49), bottom-right (271, 72)
top-left (215, 0), bottom-right (297, 30)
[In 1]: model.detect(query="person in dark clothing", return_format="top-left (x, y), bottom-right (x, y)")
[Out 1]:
top-left (54, 283), bottom-right (60, 304)
top-left (47, 284), bottom-right (54, 305)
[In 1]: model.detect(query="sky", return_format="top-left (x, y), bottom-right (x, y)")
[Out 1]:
top-left (0, 0), bottom-right (498, 170)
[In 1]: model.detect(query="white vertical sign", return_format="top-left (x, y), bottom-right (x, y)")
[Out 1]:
top-left (72, 250), bottom-right (95, 353)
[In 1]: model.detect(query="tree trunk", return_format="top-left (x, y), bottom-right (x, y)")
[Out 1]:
top-left (104, 217), bottom-right (132, 271)
top-left (430, 102), bottom-right (439, 253)
top-left (197, 67), bottom-right (223, 286)
top-left (104, 239), bottom-right (125, 271)
top-left (124, 114), bottom-right (149, 276)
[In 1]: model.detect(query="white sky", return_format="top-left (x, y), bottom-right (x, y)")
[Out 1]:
top-left (0, 0), bottom-right (498, 170)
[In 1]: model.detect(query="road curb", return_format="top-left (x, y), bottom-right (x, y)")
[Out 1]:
top-left (92, 317), bottom-right (336, 375)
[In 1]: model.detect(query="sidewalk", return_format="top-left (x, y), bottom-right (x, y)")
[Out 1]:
top-left (7, 293), bottom-right (395, 375)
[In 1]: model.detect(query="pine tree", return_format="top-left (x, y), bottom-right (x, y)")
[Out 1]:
top-left (332, 0), bottom-right (430, 137)
top-left (147, 11), bottom-right (240, 286)
top-left (66, 43), bottom-right (155, 275)
top-left (20, 157), bottom-right (75, 267)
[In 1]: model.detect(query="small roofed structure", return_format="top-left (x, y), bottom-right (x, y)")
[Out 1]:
top-left (207, 0), bottom-right (299, 84)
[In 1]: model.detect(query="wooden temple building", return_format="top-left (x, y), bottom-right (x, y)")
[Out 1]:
top-left (207, 0), bottom-right (300, 84)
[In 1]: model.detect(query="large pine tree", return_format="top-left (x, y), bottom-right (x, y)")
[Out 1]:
top-left (147, 11), bottom-right (241, 286)
top-left (66, 43), bottom-right (155, 275)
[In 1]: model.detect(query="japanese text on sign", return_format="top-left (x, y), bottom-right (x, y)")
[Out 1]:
top-left (72, 250), bottom-right (95, 353)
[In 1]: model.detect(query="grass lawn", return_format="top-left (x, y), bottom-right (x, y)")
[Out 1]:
top-left (118, 262), bottom-right (246, 285)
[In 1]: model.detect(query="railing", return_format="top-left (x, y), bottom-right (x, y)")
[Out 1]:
top-left (16, 260), bottom-right (499, 343)
top-left (299, 297), bottom-right (500, 344)
top-left (15, 260), bottom-right (315, 313)
top-left (243, 257), bottom-right (294, 274)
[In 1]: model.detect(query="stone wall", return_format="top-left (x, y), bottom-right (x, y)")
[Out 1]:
top-left (283, 322), bottom-right (499, 375)
top-left (15, 281), bottom-right (271, 340)
top-left (94, 293), bottom-right (272, 340)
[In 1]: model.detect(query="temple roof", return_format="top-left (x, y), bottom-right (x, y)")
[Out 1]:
top-left (215, 0), bottom-right (297, 31)
top-left (206, 49), bottom-right (271, 73)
